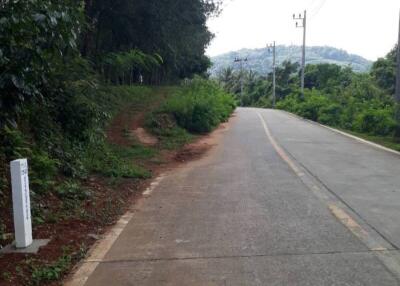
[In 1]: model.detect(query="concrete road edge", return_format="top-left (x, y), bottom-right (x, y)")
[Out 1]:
top-left (279, 110), bottom-right (400, 157)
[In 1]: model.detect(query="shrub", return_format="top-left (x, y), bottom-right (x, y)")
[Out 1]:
top-left (55, 180), bottom-right (90, 201)
top-left (29, 150), bottom-right (59, 195)
top-left (277, 84), bottom-right (397, 138)
top-left (0, 127), bottom-right (58, 194)
top-left (276, 94), bottom-right (299, 113)
top-left (150, 77), bottom-right (236, 134)
top-left (354, 108), bottom-right (396, 136)
top-left (296, 90), bottom-right (330, 121)
top-left (318, 103), bottom-right (342, 126)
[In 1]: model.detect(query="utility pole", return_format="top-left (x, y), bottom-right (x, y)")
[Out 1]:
top-left (234, 57), bottom-right (248, 99)
top-left (267, 41), bottom-right (276, 108)
top-left (293, 10), bottom-right (307, 97)
top-left (395, 10), bottom-right (400, 138)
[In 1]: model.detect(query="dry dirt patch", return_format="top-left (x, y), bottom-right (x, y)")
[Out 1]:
top-left (131, 128), bottom-right (158, 145)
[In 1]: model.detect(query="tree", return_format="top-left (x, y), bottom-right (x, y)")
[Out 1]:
top-left (81, 0), bottom-right (220, 83)
top-left (274, 61), bottom-right (300, 100)
top-left (0, 0), bottom-right (83, 128)
top-left (371, 45), bottom-right (397, 95)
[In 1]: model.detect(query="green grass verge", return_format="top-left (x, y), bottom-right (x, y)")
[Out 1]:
top-left (338, 129), bottom-right (400, 152)
top-left (83, 142), bottom-right (152, 179)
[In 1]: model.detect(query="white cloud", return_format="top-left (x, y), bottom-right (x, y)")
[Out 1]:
top-left (207, 0), bottom-right (399, 60)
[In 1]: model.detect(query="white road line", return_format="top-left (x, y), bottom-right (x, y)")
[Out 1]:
top-left (257, 112), bottom-right (304, 177)
top-left (257, 110), bottom-right (400, 280)
top-left (280, 110), bottom-right (400, 156)
top-left (257, 111), bottom-right (387, 251)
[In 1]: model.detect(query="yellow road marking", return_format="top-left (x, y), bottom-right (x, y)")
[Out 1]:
top-left (257, 112), bottom-right (304, 177)
top-left (257, 111), bottom-right (388, 252)
top-left (328, 204), bottom-right (387, 251)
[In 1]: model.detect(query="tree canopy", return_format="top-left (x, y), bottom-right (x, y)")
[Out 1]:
top-left (0, 0), bottom-right (221, 129)
top-left (371, 45), bottom-right (397, 95)
top-left (82, 0), bottom-right (220, 83)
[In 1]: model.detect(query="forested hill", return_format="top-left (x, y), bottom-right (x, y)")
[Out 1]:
top-left (210, 46), bottom-right (372, 75)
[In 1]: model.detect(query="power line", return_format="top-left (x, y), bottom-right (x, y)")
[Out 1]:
top-left (310, 0), bottom-right (327, 19)
top-left (307, 0), bottom-right (319, 10)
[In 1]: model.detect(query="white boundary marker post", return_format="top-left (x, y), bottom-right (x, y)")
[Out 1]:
top-left (10, 159), bottom-right (33, 248)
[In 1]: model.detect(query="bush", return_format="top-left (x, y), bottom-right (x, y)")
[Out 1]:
top-left (318, 103), bottom-right (342, 126)
top-left (29, 150), bottom-right (59, 195)
top-left (354, 108), bottom-right (396, 136)
top-left (55, 180), bottom-right (90, 201)
top-left (145, 113), bottom-right (192, 149)
top-left (277, 82), bottom-right (397, 138)
top-left (0, 127), bottom-right (59, 194)
top-left (150, 77), bottom-right (236, 134)
top-left (296, 90), bottom-right (330, 122)
top-left (276, 94), bottom-right (299, 113)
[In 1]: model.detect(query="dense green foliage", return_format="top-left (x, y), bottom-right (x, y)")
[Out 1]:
top-left (0, 0), bottom-right (83, 128)
top-left (82, 0), bottom-right (221, 83)
top-left (0, 86), bottom-right (156, 228)
top-left (370, 45), bottom-right (397, 95)
top-left (218, 46), bottom-right (398, 139)
top-left (0, 0), bottom-right (220, 131)
top-left (148, 78), bottom-right (236, 134)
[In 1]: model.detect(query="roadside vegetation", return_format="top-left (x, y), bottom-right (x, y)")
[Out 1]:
top-left (0, 1), bottom-right (235, 285)
top-left (148, 78), bottom-right (236, 136)
top-left (217, 45), bottom-right (400, 149)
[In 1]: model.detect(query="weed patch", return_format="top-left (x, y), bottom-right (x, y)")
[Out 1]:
top-left (83, 142), bottom-right (151, 179)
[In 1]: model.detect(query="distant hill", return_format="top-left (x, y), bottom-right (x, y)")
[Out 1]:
top-left (209, 46), bottom-right (372, 76)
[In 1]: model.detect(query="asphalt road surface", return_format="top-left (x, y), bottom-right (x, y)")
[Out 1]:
top-left (79, 108), bottom-right (400, 286)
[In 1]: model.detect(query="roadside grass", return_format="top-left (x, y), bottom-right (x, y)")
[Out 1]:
top-left (30, 254), bottom-right (72, 286)
top-left (338, 129), bottom-right (400, 152)
top-left (149, 124), bottom-right (194, 150)
top-left (83, 142), bottom-right (152, 179)
top-left (30, 245), bottom-right (88, 286)
top-left (282, 109), bottom-right (400, 153)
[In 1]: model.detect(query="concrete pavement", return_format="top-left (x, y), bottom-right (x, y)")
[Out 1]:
top-left (71, 108), bottom-right (400, 285)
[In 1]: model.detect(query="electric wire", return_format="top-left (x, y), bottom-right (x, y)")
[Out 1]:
top-left (309, 0), bottom-right (328, 19)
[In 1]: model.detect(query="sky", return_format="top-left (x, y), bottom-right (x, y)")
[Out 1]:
top-left (206, 0), bottom-right (399, 60)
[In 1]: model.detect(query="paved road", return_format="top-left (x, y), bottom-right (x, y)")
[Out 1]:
top-left (81, 108), bottom-right (400, 285)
